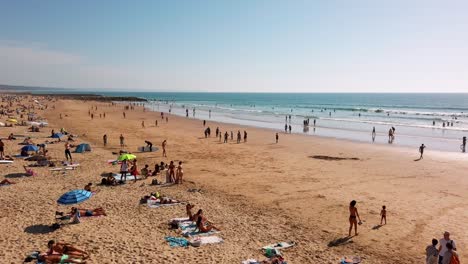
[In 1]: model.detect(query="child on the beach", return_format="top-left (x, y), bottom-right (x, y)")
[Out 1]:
top-left (380, 205), bottom-right (386, 225)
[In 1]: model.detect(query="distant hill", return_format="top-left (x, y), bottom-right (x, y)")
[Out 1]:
top-left (0, 84), bottom-right (67, 91)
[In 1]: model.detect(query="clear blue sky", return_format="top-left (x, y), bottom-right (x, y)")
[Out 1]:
top-left (1, 0), bottom-right (467, 92)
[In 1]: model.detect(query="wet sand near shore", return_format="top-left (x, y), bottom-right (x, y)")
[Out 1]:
top-left (1, 97), bottom-right (467, 263)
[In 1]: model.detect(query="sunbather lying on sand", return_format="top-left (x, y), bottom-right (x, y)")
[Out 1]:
top-left (158, 197), bottom-right (180, 204)
top-left (39, 252), bottom-right (86, 263)
top-left (46, 240), bottom-right (89, 259)
top-left (71, 207), bottom-right (106, 217)
top-left (196, 216), bottom-right (220, 232)
top-left (0, 179), bottom-right (15, 185)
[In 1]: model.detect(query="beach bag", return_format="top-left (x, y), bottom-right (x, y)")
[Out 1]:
top-left (450, 253), bottom-right (460, 264)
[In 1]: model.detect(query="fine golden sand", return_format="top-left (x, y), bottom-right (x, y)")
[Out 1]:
top-left (1, 96), bottom-right (467, 263)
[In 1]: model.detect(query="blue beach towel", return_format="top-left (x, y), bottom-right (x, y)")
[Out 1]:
top-left (165, 236), bottom-right (189, 248)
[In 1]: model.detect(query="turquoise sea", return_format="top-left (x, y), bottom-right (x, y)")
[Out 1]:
top-left (92, 92), bottom-right (468, 153)
top-left (33, 90), bottom-right (468, 153)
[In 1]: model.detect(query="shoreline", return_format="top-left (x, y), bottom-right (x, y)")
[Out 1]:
top-left (141, 100), bottom-right (468, 155)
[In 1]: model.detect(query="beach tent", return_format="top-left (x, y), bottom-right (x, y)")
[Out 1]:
top-left (75, 143), bottom-right (91, 153)
top-left (21, 145), bottom-right (39, 152)
top-left (51, 133), bottom-right (64, 138)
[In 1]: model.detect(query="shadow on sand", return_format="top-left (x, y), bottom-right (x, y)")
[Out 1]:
top-left (328, 236), bottom-right (354, 247)
top-left (5, 173), bottom-right (27, 178)
top-left (372, 224), bottom-right (383, 230)
top-left (24, 224), bottom-right (56, 234)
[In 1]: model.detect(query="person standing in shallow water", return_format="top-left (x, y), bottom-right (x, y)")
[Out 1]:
top-left (372, 127), bottom-right (376, 142)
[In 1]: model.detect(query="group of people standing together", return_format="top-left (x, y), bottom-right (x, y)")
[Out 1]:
top-left (203, 121), bottom-right (248, 144)
top-left (425, 232), bottom-right (459, 264)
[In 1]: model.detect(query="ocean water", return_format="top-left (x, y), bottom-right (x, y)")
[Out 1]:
top-left (93, 92), bottom-right (468, 153)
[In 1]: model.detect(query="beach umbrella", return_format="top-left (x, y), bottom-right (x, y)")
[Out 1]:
top-left (57, 190), bottom-right (92, 205)
top-left (118, 153), bottom-right (137, 161)
top-left (51, 133), bottom-right (64, 138)
top-left (21, 145), bottom-right (39, 152)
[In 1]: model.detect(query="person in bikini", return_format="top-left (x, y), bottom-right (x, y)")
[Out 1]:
top-left (196, 215), bottom-right (220, 232)
top-left (46, 240), bottom-right (88, 259)
top-left (168, 161), bottom-right (176, 183)
top-left (71, 207), bottom-right (106, 217)
top-left (349, 200), bottom-right (362, 236)
top-left (176, 161), bottom-right (183, 184)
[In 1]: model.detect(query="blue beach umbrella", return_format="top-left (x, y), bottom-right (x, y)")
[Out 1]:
top-left (51, 133), bottom-right (64, 138)
top-left (21, 145), bottom-right (39, 152)
top-left (57, 190), bottom-right (92, 205)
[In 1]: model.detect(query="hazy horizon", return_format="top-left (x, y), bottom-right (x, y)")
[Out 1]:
top-left (1, 1), bottom-right (468, 93)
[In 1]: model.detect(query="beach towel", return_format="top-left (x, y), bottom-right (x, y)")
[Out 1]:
top-left (181, 228), bottom-right (220, 237)
top-left (114, 173), bottom-right (141, 181)
top-left (147, 199), bottom-right (181, 208)
top-left (170, 217), bottom-right (190, 223)
top-left (340, 256), bottom-right (361, 264)
top-left (138, 146), bottom-right (159, 153)
top-left (178, 221), bottom-right (196, 230)
top-left (165, 236), bottom-right (189, 248)
top-left (262, 241), bottom-right (296, 250)
top-left (190, 236), bottom-right (223, 246)
top-left (0, 160), bottom-right (14, 164)
top-left (242, 258), bottom-right (287, 264)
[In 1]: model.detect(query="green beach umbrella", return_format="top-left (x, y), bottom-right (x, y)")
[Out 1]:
top-left (118, 153), bottom-right (136, 161)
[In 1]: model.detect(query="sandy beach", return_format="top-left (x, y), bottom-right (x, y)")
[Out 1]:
top-left (1, 95), bottom-right (467, 263)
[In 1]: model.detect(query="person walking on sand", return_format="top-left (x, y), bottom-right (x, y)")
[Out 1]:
top-left (120, 134), bottom-right (125, 148)
top-left (237, 130), bottom-right (241, 143)
top-left (426, 239), bottom-right (439, 264)
top-left (224, 131), bottom-right (228, 143)
top-left (168, 161), bottom-right (176, 183)
top-left (284, 124), bottom-right (287, 133)
top-left (380, 205), bottom-right (386, 225)
top-left (230, 131), bottom-right (233, 141)
top-left (372, 127), bottom-right (376, 142)
top-left (162, 140), bottom-right (167, 157)
top-left (348, 200), bottom-right (362, 236)
top-left (438, 231), bottom-right (457, 264)
top-left (155, 120), bottom-right (158, 127)
top-left (141, 121), bottom-right (145, 128)
top-left (243, 131), bottom-right (247, 142)
top-left (65, 141), bottom-right (73, 163)
top-left (276, 133), bottom-right (279, 143)
top-left (203, 120), bottom-right (206, 127)
top-left (419, 144), bottom-right (426, 159)
top-left (103, 134), bottom-right (107, 147)
top-left (123, 112), bottom-right (126, 118)
top-left (0, 139), bottom-right (5, 159)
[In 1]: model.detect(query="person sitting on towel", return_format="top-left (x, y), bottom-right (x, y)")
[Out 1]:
top-left (196, 215), bottom-right (220, 232)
